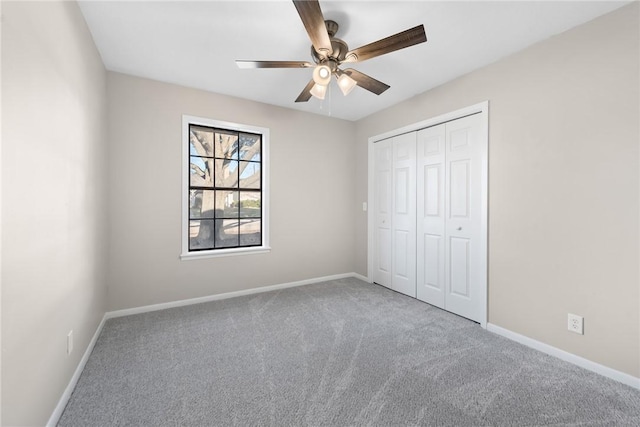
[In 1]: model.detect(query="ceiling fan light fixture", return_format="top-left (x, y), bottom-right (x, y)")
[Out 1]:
top-left (310, 83), bottom-right (327, 100)
top-left (237, 1), bottom-right (427, 104)
top-left (337, 73), bottom-right (357, 96)
top-left (312, 64), bottom-right (332, 86)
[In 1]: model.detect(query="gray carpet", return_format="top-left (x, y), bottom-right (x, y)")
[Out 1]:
top-left (59, 278), bottom-right (640, 426)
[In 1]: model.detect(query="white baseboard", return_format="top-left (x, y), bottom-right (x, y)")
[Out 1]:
top-left (47, 313), bottom-right (108, 427)
top-left (106, 272), bottom-right (366, 319)
top-left (486, 323), bottom-right (640, 390)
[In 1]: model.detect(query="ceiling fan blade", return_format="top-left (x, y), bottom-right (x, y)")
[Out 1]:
top-left (292, 0), bottom-right (333, 58)
top-left (236, 60), bottom-right (313, 69)
top-left (344, 25), bottom-right (427, 63)
top-left (295, 79), bottom-right (316, 103)
top-left (343, 69), bottom-right (390, 95)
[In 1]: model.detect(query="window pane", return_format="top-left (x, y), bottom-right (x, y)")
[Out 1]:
top-left (239, 192), bottom-right (261, 218)
top-left (239, 219), bottom-right (261, 246)
top-left (189, 220), bottom-right (215, 250)
top-left (215, 219), bottom-right (239, 248)
top-left (215, 159), bottom-right (238, 188)
top-left (190, 190), bottom-right (215, 219)
top-left (216, 191), bottom-right (239, 218)
top-left (190, 157), bottom-right (214, 187)
top-left (190, 126), bottom-right (214, 157)
top-left (215, 131), bottom-right (239, 159)
top-left (239, 161), bottom-right (260, 189)
top-left (239, 133), bottom-right (261, 161)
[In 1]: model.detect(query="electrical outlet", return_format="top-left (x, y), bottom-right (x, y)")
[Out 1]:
top-left (568, 313), bottom-right (584, 335)
top-left (67, 330), bottom-right (73, 355)
top-left (362, 202), bottom-right (368, 212)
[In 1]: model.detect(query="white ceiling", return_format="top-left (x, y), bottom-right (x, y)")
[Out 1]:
top-left (78, 1), bottom-right (631, 121)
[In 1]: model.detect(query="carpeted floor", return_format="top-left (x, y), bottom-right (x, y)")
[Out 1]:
top-left (59, 278), bottom-right (640, 426)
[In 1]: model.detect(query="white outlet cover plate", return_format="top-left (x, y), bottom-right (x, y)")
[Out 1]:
top-left (568, 313), bottom-right (584, 335)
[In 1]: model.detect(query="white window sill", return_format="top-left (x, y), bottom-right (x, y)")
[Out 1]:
top-left (180, 246), bottom-right (271, 260)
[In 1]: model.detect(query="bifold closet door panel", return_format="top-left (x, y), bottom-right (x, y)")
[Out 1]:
top-left (416, 124), bottom-right (446, 309)
top-left (391, 132), bottom-right (417, 298)
top-left (373, 138), bottom-right (393, 289)
top-left (444, 113), bottom-right (483, 323)
top-left (372, 110), bottom-right (485, 322)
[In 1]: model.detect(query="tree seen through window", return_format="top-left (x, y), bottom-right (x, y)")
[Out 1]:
top-left (188, 125), bottom-right (262, 251)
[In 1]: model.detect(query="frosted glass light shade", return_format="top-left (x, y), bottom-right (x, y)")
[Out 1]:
top-left (312, 65), bottom-right (332, 86)
top-left (310, 83), bottom-right (327, 100)
top-left (337, 73), bottom-right (357, 96)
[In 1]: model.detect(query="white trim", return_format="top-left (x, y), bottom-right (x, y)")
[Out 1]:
top-left (367, 101), bottom-right (489, 328)
top-left (477, 103), bottom-right (489, 329)
top-left (105, 273), bottom-right (364, 319)
top-left (47, 314), bottom-right (108, 427)
top-left (367, 133), bottom-right (375, 293)
top-left (180, 246), bottom-right (271, 260)
top-left (181, 115), bottom-right (270, 260)
top-left (487, 323), bottom-right (640, 390)
top-left (369, 102), bottom-right (489, 144)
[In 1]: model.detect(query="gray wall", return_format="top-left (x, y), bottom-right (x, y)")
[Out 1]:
top-left (106, 73), bottom-right (356, 310)
top-left (354, 3), bottom-right (639, 377)
top-left (1, 1), bottom-right (108, 425)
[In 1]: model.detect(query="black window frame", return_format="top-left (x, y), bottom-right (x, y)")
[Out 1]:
top-left (182, 116), bottom-right (269, 259)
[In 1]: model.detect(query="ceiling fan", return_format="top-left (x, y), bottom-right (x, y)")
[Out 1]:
top-left (236, 0), bottom-right (427, 102)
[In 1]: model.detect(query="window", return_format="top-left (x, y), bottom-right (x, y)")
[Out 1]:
top-left (181, 116), bottom-right (269, 259)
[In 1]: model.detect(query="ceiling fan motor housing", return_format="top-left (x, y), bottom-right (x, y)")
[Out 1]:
top-left (311, 20), bottom-right (349, 66)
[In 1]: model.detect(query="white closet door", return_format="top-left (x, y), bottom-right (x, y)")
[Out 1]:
top-left (373, 138), bottom-right (392, 288)
top-left (444, 113), bottom-right (483, 322)
top-left (391, 132), bottom-right (416, 297)
top-left (371, 107), bottom-right (486, 324)
top-left (416, 124), bottom-right (446, 308)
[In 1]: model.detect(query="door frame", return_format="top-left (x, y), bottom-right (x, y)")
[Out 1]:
top-left (367, 101), bottom-right (489, 328)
